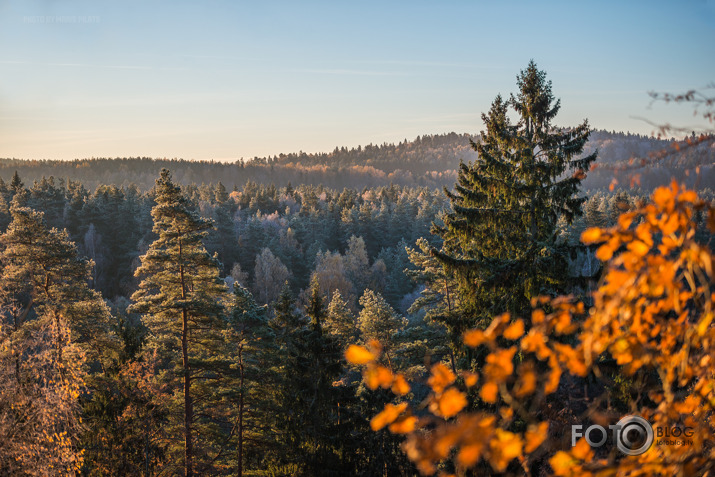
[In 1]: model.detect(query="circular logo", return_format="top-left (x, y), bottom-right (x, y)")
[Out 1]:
top-left (615, 415), bottom-right (654, 456)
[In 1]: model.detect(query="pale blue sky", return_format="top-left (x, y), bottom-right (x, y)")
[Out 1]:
top-left (1, 0), bottom-right (714, 160)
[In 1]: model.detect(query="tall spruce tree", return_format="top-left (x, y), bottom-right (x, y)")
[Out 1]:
top-left (129, 169), bottom-right (228, 477)
top-left (431, 61), bottom-right (596, 345)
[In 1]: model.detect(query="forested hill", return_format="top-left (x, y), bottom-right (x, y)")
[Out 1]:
top-left (1, 130), bottom-right (712, 192)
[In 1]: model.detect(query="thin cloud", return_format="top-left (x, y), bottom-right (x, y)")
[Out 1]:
top-left (288, 68), bottom-right (403, 77)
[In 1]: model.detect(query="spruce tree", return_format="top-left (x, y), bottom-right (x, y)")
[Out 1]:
top-left (213, 284), bottom-right (275, 475)
top-left (9, 171), bottom-right (23, 197)
top-left (129, 169), bottom-right (227, 477)
top-left (357, 289), bottom-right (407, 368)
top-left (431, 61), bottom-right (596, 344)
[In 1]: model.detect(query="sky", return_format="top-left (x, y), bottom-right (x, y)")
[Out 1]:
top-left (1, 0), bottom-right (714, 161)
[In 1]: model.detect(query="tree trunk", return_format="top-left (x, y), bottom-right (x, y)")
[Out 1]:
top-left (237, 344), bottom-right (244, 477)
top-left (179, 238), bottom-right (194, 477)
top-left (182, 306), bottom-right (193, 477)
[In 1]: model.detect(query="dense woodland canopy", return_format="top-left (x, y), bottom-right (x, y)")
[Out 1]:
top-left (0, 62), bottom-right (713, 476)
top-left (1, 129), bottom-right (713, 192)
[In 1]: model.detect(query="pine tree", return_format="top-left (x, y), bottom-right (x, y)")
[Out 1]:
top-left (129, 169), bottom-right (228, 477)
top-left (431, 61), bottom-right (597, 343)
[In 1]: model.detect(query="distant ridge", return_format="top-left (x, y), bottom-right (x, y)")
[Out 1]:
top-left (1, 131), bottom-right (712, 192)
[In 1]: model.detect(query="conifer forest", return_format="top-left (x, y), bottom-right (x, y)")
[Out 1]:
top-left (1, 26), bottom-right (714, 476)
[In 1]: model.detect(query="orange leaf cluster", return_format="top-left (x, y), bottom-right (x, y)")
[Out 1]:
top-left (351, 184), bottom-right (715, 476)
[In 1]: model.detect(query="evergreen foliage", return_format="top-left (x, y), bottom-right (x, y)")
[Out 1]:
top-left (129, 169), bottom-right (229, 476)
top-left (431, 61), bottom-right (597, 344)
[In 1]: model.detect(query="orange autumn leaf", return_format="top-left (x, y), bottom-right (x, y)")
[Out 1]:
top-left (524, 422), bottom-right (549, 453)
top-left (484, 347), bottom-right (517, 381)
top-left (388, 415), bottom-right (418, 434)
top-left (391, 374), bottom-right (411, 396)
top-left (553, 343), bottom-right (588, 377)
top-left (521, 330), bottom-right (550, 360)
top-left (503, 319), bottom-right (525, 340)
top-left (544, 359), bottom-right (561, 394)
top-left (456, 442), bottom-right (484, 467)
top-left (462, 371), bottom-right (478, 388)
top-left (595, 243), bottom-right (614, 261)
top-left (480, 381), bottom-right (498, 403)
top-left (463, 329), bottom-right (488, 348)
top-left (514, 362), bottom-right (537, 397)
top-left (433, 425), bottom-right (463, 458)
top-left (660, 212), bottom-right (680, 235)
top-left (488, 429), bottom-right (522, 472)
top-left (428, 363), bottom-right (456, 393)
top-left (531, 308), bottom-right (546, 324)
top-left (678, 190), bottom-right (697, 203)
top-left (432, 387), bottom-right (468, 418)
top-left (365, 365), bottom-right (393, 390)
top-left (570, 437), bottom-right (594, 460)
top-left (653, 185), bottom-right (674, 209)
top-left (627, 240), bottom-right (650, 257)
top-left (549, 451), bottom-right (574, 476)
top-left (370, 402), bottom-right (408, 431)
top-left (344, 345), bottom-right (375, 364)
top-left (618, 211), bottom-right (636, 229)
top-left (499, 407), bottom-right (513, 420)
top-left (581, 227), bottom-right (603, 244)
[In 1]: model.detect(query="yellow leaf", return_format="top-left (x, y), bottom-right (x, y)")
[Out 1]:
top-left (524, 422), bottom-right (549, 453)
top-left (370, 402), bottom-right (408, 431)
top-left (503, 319), bottom-right (525, 340)
top-left (345, 345), bottom-right (375, 365)
top-left (580, 227), bottom-right (603, 244)
top-left (696, 312), bottom-right (713, 337)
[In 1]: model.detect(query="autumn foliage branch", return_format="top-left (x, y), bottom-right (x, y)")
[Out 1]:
top-left (347, 182), bottom-right (715, 476)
